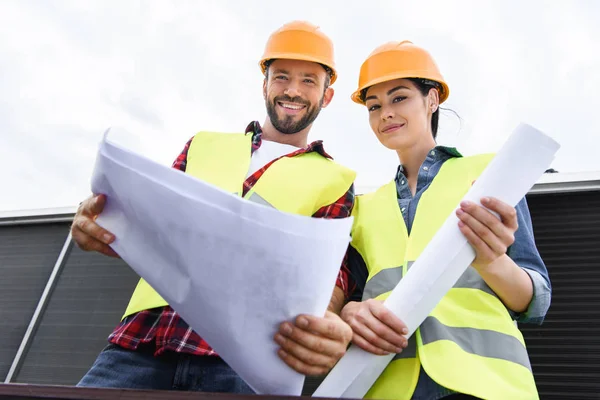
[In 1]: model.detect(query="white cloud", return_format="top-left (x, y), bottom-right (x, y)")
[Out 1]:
top-left (1, 0), bottom-right (598, 211)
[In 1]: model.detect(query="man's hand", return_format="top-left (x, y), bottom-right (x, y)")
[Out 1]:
top-left (275, 311), bottom-right (352, 376)
top-left (70, 194), bottom-right (119, 258)
top-left (340, 299), bottom-right (408, 355)
top-left (456, 197), bottom-right (518, 271)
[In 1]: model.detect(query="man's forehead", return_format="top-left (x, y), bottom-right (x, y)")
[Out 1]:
top-left (269, 59), bottom-right (326, 76)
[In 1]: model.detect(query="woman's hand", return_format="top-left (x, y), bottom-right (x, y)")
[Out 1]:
top-left (456, 197), bottom-right (518, 271)
top-left (341, 299), bottom-right (408, 355)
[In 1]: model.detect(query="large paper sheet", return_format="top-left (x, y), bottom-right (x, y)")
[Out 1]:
top-left (90, 131), bottom-right (353, 395)
top-left (313, 123), bottom-right (560, 398)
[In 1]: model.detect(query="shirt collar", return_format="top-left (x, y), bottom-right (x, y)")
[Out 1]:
top-left (436, 145), bottom-right (462, 158)
top-left (395, 145), bottom-right (462, 177)
top-left (244, 120), bottom-right (333, 159)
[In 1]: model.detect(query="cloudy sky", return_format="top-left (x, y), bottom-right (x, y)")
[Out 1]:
top-left (1, 0), bottom-right (598, 212)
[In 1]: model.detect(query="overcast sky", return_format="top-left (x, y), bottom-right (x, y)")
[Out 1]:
top-left (1, 0), bottom-right (598, 212)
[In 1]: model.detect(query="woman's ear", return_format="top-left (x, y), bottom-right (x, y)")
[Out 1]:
top-left (428, 88), bottom-right (440, 113)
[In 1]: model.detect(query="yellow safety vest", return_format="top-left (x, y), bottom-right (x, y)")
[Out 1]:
top-left (351, 154), bottom-right (538, 400)
top-left (122, 131), bottom-right (356, 319)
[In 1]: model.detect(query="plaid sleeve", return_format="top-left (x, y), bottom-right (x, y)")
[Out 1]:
top-left (312, 184), bottom-right (356, 300)
top-left (172, 137), bottom-right (194, 172)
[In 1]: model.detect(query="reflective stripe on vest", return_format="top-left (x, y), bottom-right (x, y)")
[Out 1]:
top-left (362, 266), bottom-right (403, 301)
top-left (122, 131), bottom-right (355, 319)
top-left (420, 316), bottom-right (532, 371)
top-left (364, 264), bottom-right (495, 301)
top-left (393, 334), bottom-right (417, 360)
top-left (353, 154), bottom-right (539, 400)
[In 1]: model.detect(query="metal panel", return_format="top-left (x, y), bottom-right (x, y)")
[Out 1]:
top-left (302, 376), bottom-right (325, 396)
top-left (0, 223), bottom-right (68, 381)
top-left (522, 191), bottom-right (600, 399)
top-left (13, 245), bottom-right (139, 385)
top-left (4, 234), bottom-right (73, 383)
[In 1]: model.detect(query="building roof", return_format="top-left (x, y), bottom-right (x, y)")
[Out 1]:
top-left (527, 171), bottom-right (600, 194)
top-left (2, 172), bottom-right (600, 225)
top-left (0, 206), bottom-right (77, 225)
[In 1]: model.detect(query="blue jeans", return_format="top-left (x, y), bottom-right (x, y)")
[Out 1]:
top-left (77, 343), bottom-right (254, 393)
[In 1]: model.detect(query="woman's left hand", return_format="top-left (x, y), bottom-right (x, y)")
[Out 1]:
top-left (456, 197), bottom-right (518, 270)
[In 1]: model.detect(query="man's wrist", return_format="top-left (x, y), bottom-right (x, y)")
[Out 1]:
top-left (328, 287), bottom-right (346, 314)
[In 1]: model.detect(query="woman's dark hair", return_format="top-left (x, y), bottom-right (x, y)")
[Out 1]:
top-left (407, 78), bottom-right (441, 139)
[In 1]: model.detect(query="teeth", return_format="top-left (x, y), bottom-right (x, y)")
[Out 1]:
top-left (280, 102), bottom-right (303, 110)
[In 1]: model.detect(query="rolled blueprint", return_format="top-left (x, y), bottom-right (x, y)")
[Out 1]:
top-left (313, 123), bottom-right (560, 398)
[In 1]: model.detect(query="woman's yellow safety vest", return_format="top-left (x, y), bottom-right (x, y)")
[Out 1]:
top-left (122, 131), bottom-right (356, 319)
top-left (351, 154), bottom-right (538, 400)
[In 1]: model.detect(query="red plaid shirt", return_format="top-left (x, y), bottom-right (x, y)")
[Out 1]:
top-left (108, 121), bottom-right (355, 357)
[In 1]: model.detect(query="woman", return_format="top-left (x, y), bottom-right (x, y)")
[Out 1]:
top-left (341, 41), bottom-right (551, 400)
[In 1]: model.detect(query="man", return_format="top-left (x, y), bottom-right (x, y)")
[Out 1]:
top-left (72, 21), bottom-right (354, 393)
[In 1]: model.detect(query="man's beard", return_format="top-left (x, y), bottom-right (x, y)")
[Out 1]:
top-left (266, 94), bottom-right (324, 135)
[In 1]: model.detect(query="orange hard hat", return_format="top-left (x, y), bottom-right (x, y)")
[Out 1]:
top-left (259, 21), bottom-right (337, 84)
top-left (351, 40), bottom-right (449, 105)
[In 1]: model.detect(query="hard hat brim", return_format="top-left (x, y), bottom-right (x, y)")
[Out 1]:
top-left (259, 53), bottom-right (337, 84)
top-left (351, 71), bottom-right (449, 105)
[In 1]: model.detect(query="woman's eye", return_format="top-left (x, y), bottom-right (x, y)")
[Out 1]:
top-left (393, 96), bottom-right (406, 103)
top-left (368, 104), bottom-right (380, 112)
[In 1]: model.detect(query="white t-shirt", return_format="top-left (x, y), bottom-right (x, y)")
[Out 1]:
top-left (246, 140), bottom-right (300, 178)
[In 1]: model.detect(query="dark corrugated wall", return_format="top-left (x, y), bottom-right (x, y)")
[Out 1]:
top-left (13, 244), bottom-right (139, 385)
top-left (523, 190), bottom-right (600, 399)
top-left (0, 223), bottom-right (69, 381)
